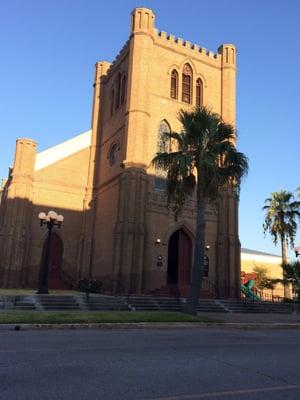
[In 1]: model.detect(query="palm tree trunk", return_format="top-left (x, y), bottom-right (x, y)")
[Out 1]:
top-left (281, 235), bottom-right (291, 299)
top-left (184, 189), bottom-right (206, 315)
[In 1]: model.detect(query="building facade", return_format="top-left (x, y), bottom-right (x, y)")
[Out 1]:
top-left (0, 8), bottom-right (240, 297)
top-left (241, 248), bottom-right (285, 299)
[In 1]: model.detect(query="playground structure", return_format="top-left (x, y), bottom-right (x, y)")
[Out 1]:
top-left (241, 278), bottom-right (261, 301)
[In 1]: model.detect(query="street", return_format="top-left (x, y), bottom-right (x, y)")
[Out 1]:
top-left (0, 328), bottom-right (299, 399)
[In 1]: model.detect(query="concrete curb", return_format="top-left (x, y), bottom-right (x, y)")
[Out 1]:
top-left (1, 322), bottom-right (300, 331)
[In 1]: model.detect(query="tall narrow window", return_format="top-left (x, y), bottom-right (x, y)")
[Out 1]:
top-left (182, 64), bottom-right (192, 103)
top-left (170, 69), bottom-right (178, 99)
top-left (115, 73), bottom-right (121, 109)
top-left (196, 78), bottom-right (203, 107)
top-left (110, 89), bottom-right (115, 116)
top-left (155, 120), bottom-right (171, 190)
top-left (121, 75), bottom-right (127, 105)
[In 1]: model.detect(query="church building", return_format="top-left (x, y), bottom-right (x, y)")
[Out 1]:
top-left (0, 8), bottom-right (240, 298)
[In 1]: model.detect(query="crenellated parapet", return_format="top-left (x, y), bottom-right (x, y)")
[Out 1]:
top-left (104, 7), bottom-right (234, 79)
top-left (154, 30), bottom-right (221, 67)
top-left (104, 40), bottom-right (130, 80)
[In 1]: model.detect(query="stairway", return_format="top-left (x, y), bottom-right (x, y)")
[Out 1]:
top-left (126, 296), bottom-right (229, 312)
top-left (85, 295), bottom-right (130, 311)
top-left (150, 280), bottom-right (217, 299)
top-left (13, 296), bottom-right (37, 311)
top-left (37, 295), bottom-right (82, 311)
top-left (197, 299), bottom-right (229, 313)
top-left (0, 294), bottom-right (295, 313)
top-left (126, 296), bottom-right (182, 311)
top-left (218, 299), bottom-right (294, 314)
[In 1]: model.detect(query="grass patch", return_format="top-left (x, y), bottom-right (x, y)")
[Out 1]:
top-left (0, 311), bottom-right (221, 325)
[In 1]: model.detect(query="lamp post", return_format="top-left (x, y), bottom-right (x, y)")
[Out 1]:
top-left (292, 247), bottom-right (300, 310)
top-left (37, 210), bottom-right (64, 294)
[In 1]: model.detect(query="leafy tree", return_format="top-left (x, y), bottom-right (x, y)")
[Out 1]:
top-left (152, 106), bottom-right (249, 315)
top-left (263, 190), bottom-right (300, 298)
top-left (252, 265), bottom-right (277, 299)
top-left (261, 279), bottom-right (277, 300)
top-left (253, 265), bottom-right (269, 291)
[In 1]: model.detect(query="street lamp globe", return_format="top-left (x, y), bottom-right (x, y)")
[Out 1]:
top-left (57, 214), bottom-right (64, 222)
top-left (38, 212), bottom-right (46, 220)
top-left (48, 210), bottom-right (58, 220)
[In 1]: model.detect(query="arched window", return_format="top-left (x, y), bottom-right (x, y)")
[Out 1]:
top-left (115, 73), bottom-right (122, 109)
top-left (182, 64), bottom-right (192, 103)
top-left (108, 143), bottom-right (120, 166)
top-left (110, 89), bottom-right (115, 116)
top-left (155, 120), bottom-right (171, 190)
top-left (170, 69), bottom-right (178, 99)
top-left (121, 75), bottom-right (127, 105)
top-left (157, 120), bottom-right (171, 153)
top-left (196, 78), bottom-right (203, 107)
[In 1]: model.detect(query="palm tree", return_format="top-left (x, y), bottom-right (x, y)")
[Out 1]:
top-left (263, 190), bottom-right (300, 298)
top-left (152, 106), bottom-right (249, 315)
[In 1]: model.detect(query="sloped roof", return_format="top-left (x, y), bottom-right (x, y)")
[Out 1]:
top-left (241, 247), bottom-right (281, 259)
top-left (35, 130), bottom-right (92, 171)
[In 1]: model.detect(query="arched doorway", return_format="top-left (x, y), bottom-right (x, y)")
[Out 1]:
top-left (40, 232), bottom-right (64, 289)
top-left (167, 229), bottom-right (192, 289)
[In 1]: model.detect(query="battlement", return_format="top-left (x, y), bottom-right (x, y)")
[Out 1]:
top-left (105, 40), bottom-right (130, 79)
top-left (154, 29), bottom-right (221, 66)
top-left (100, 8), bottom-right (236, 81)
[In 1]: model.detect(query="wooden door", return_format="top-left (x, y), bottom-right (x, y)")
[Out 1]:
top-left (178, 230), bottom-right (192, 286)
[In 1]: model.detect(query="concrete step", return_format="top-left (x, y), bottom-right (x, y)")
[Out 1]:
top-left (219, 300), bottom-right (294, 314)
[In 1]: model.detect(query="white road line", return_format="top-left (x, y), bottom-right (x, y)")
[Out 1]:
top-left (147, 384), bottom-right (300, 399)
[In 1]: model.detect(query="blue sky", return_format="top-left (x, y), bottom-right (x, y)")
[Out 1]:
top-left (1, 0), bottom-right (299, 257)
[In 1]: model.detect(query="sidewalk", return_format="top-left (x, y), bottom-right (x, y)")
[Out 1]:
top-left (199, 311), bottom-right (300, 324)
top-left (1, 311), bottom-right (300, 331)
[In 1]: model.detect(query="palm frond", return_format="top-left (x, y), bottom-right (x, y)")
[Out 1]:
top-left (151, 106), bottom-right (248, 215)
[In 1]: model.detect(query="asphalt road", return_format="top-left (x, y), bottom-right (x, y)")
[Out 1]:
top-left (0, 328), bottom-right (299, 400)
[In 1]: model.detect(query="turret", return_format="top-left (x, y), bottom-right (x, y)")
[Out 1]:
top-left (0, 138), bottom-right (37, 287)
top-left (91, 60), bottom-right (111, 132)
top-left (124, 8), bottom-right (156, 166)
top-left (12, 138), bottom-right (37, 183)
top-left (130, 7), bottom-right (155, 35)
top-left (218, 44), bottom-right (237, 128)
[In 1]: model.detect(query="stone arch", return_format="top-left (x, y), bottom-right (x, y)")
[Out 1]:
top-left (167, 64), bottom-right (180, 75)
top-left (163, 220), bottom-right (195, 245)
top-left (178, 59), bottom-right (197, 75)
top-left (195, 72), bottom-right (207, 88)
